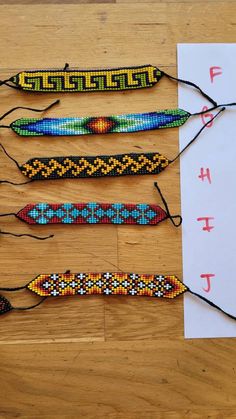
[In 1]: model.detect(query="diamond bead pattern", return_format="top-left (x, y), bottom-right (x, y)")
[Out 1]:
top-left (17, 202), bottom-right (168, 225)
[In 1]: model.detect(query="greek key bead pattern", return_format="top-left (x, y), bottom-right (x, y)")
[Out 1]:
top-left (11, 65), bottom-right (162, 92)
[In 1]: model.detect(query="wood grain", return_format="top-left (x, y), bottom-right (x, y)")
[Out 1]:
top-left (0, 3), bottom-right (235, 418)
top-left (1, 340), bottom-right (236, 417)
top-left (0, 0), bottom-right (116, 3)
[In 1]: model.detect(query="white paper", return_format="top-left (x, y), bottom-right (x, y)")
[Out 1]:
top-left (178, 44), bottom-right (236, 338)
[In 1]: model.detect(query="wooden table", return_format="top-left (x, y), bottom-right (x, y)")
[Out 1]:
top-left (0, 2), bottom-right (236, 418)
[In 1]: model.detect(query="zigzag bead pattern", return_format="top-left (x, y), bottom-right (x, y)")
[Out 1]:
top-left (28, 272), bottom-right (187, 298)
top-left (20, 152), bottom-right (170, 180)
top-left (10, 109), bottom-right (190, 136)
top-left (16, 202), bottom-right (168, 225)
top-left (11, 65), bottom-right (163, 92)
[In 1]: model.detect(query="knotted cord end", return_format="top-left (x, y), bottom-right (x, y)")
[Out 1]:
top-left (154, 182), bottom-right (182, 227)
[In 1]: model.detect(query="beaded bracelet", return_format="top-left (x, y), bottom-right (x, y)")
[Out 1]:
top-left (0, 63), bottom-right (216, 106)
top-left (0, 270), bottom-right (235, 321)
top-left (0, 183), bottom-right (182, 240)
top-left (7, 108), bottom-right (190, 137)
top-left (0, 101), bottom-right (231, 137)
top-left (0, 148), bottom-right (170, 183)
top-left (0, 108), bottom-right (225, 185)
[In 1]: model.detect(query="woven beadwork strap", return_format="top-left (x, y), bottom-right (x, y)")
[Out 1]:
top-left (1, 270), bottom-right (236, 320)
top-left (0, 182), bottom-right (182, 231)
top-left (10, 109), bottom-right (190, 136)
top-left (20, 152), bottom-right (169, 180)
top-left (27, 272), bottom-right (187, 298)
top-left (10, 65), bottom-right (162, 92)
top-left (16, 202), bottom-right (168, 225)
top-left (0, 64), bottom-right (218, 106)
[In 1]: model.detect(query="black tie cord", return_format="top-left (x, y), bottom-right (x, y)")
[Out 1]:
top-left (14, 297), bottom-right (48, 311)
top-left (0, 99), bottom-right (60, 128)
top-left (187, 287), bottom-right (236, 322)
top-left (0, 212), bottom-right (16, 218)
top-left (0, 142), bottom-right (35, 185)
top-left (0, 179), bottom-right (34, 186)
top-left (161, 70), bottom-right (217, 107)
top-left (0, 230), bottom-right (54, 240)
top-left (170, 107), bottom-right (225, 164)
top-left (154, 182), bottom-right (182, 227)
top-left (192, 101), bottom-right (236, 116)
top-left (0, 142), bottom-right (21, 169)
top-left (0, 78), bottom-right (19, 89)
top-left (0, 284), bottom-right (28, 291)
top-left (0, 294), bottom-right (48, 315)
top-left (0, 213), bottom-right (54, 239)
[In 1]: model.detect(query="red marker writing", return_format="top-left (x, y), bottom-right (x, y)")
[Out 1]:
top-left (197, 217), bottom-right (215, 232)
top-left (200, 273), bottom-right (215, 293)
top-left (210, 66), bottom-right (222, 83)
top-left (201, 106), bottom-right (214, 128)
top-left (198, 168), bottom-right (212, 184)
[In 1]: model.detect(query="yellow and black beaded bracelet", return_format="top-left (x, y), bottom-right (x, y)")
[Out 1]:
top-left (0, 63), bottom-right (216, 105)
top-left (0, 270), bottom-right (235, 321)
